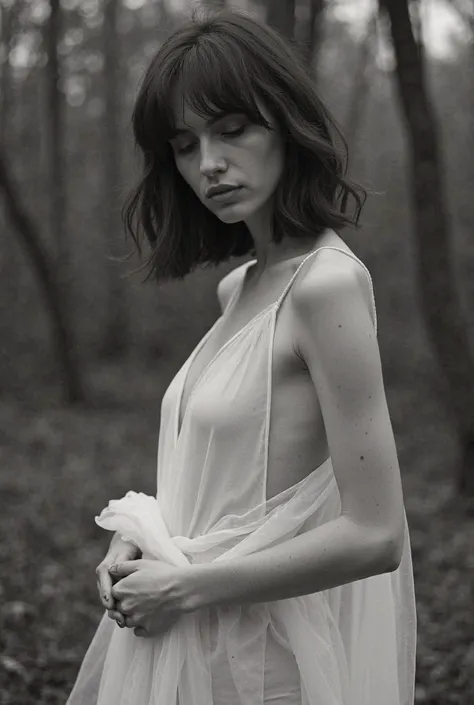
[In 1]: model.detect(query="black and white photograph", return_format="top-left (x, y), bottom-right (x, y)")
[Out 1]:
top-left (0, 1), bottom-right (473, 704)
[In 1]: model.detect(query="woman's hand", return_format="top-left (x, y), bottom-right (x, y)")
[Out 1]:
top-left (95, 532), bottom-right (141, 626)
top-left (109, 559), bottom-right (191, 638)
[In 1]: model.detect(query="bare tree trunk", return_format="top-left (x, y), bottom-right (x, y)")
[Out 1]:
top-left (0, 150), bottom-right (84, 404)
top-left (46, 0), bottom-right (67, 264)
top-left (343, 11), bottom-right (378, 154)
top-left (409, 0), bottom-right (422, 46)
top-left (266, 0), bottom-right (296, 40)
top-left (380, 0), bottom-right (474, 497)
top-left (266, 0), bottom-right (324, 74)
top-left (0, 3), bottom-right (19, 339)
top-left (0, 3), bottom-right (12, 143)
top-left (301, 0), bottom-right (325, 72)
top-left (0, 4), bottom-right (12, 228)
top-left (101, 0), bottom-right (128, 358)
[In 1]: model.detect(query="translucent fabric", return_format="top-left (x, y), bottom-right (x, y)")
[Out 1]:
top-left (66, 246), bottom-right (417, 705)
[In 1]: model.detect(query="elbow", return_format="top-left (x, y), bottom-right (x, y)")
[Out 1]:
top-left (377, 531), bottom-right (404, 572)
top-left (354, 519), bottom-right (404, 574)
top-left (345, 517), bottom-right (404, 575)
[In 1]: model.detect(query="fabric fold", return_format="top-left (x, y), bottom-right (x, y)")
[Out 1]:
top-left (68, 464), bottom-right (338, 705)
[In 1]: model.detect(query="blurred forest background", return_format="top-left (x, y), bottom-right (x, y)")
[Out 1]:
top-left (0, 0), bottom-right (473, 703)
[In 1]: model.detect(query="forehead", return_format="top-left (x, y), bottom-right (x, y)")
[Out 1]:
top-left (172, 97), bottom-right (216, 130)
top-left (169, 82), bottom-right (271, 136)
top-left (170, 88), bottom-right (231, 132)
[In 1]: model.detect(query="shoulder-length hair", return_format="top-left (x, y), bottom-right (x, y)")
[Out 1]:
top-left (123, 7), bottom-right (367, 283)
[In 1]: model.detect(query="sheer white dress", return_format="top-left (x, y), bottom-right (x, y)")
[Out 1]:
top-left (66, 246), bottom-right (417, 705)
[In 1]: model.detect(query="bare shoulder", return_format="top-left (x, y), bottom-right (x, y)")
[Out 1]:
top-left (290, 245), bottom-right (369, 320)
top-left (216, 262), bottom-right (249, 313)
top-left (289, 245), bottom-right (378, 396)
top-left (307, 242), bottom-right (365, 282)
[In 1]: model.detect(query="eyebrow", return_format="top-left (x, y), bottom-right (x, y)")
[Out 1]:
top-left (169, 113), bottom-right (238, 139)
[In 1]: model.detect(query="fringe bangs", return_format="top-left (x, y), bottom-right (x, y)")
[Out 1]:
top-left (166, 37), bottom-right (271, 135)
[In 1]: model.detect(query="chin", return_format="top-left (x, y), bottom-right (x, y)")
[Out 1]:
top-left (214, 202), bottom-right (256, 224)
top-left (216, 211), bottom-right (247, 224)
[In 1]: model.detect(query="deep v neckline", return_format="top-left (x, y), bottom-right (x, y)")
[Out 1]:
top-left (175, 260), bottom-right (274, 444)
top-left (173, 239), bottom-right (362, 446)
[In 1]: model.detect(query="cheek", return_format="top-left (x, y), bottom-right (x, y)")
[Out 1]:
top-left (176, 161), bottom-right (200, 195)
top-left (249, 134), bottom-right (284, 174)
top-left (252, 147), bottom-right (284, 191)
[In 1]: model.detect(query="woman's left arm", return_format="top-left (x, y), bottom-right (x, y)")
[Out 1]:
top-left (183, 262), bottom-right (406, 612)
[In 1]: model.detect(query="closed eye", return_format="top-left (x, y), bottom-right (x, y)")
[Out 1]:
top-left (222, 125), bottom-right (246, 137)
top-left (174, 124), bottom-right (247, 155)
top-left (175, 143), bottom-right (196, 155)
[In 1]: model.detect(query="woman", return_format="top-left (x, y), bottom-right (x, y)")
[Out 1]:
top-left (67, 8), bottom-right (416, 705)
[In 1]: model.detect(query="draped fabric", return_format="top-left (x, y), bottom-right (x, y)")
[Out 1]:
top-left (66, 246), bottom-right (417, 705)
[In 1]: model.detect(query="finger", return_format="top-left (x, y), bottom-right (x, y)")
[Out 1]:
top-left (107, 609), bottom-right (126, 628)
top-left (96, 565), bottom-right (115, 610)
top-left (123, 613), bottom-right (144, 629)
top-left (110, 584), bottom-right (121, 603)
top-left (111, 594), bottom-right (131, 617)
top-left (107, 609), bottom-right (124, 623)
top-left (96, 578), bottom-right (115, 610)
top-left (134, 626), bottom-right (148, 638)
top-left (110, 584), bottom-right (132, 609)
top-left (109, 560), bottom-right (141, 579)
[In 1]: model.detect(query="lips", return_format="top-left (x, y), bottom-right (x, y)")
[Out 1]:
top-left (206, 185), bottom-right (240, 199)
top-left (208, 187), bottom-right (243, 205)
top-left (214, 187), bottom-right (236, 196)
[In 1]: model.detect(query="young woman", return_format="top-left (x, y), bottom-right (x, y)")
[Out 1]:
top-left (67, 8), bottom-right (416, 705)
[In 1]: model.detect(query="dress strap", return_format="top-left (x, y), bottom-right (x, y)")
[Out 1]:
top-left (222, 261), bottom-right (255, 316)
top-left (275, 246), bottom-right (377, 335)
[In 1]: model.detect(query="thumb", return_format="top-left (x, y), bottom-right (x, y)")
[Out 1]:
top-left (109, 560), bottom-right (140, 578)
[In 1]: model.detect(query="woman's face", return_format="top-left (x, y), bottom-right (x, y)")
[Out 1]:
top-left (168, 93), bottom-right (285, 225)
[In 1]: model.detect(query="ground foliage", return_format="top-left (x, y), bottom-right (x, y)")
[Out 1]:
top-left (0, 359), bottom-right (473, 705)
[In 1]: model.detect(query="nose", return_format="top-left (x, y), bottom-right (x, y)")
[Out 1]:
top-left (199, 137), bottom-right (226, 177)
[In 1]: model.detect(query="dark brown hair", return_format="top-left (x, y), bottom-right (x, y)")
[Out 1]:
top-left (123, 7), bottom-right (367, 283)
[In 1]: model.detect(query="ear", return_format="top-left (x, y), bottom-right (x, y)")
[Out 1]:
top-left (109, 560), bottom-right (141, 578)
